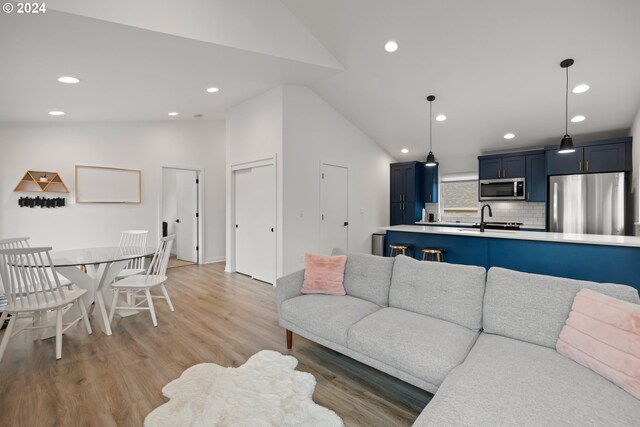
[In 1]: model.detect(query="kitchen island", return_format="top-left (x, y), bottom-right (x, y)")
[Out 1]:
top-left (383, 225), bottom-right (640, 291)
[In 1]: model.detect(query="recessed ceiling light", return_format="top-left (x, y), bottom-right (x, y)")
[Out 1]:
top-left (401, 148), bottom-right (409, 153)
top-left (57, 76), bottom-right (80, 84)
top-left (504, 133), bottom-right (515, 140)
top-left (571, 115), bottom-right (586, 123)
top-left (435, 114), bottom-right (447, 122)
top-left (168, 112), bottom-right (179, 116)
top-left (48, 111), bottom-right (65, 116)
top-left (572, 84), bottom-right (589, 94)
top-left (384, 41), bottom-right (398, 53)
top-left (206, 87), bottom-right (219, 93)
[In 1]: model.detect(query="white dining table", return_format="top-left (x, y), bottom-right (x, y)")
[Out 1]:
top-left (45, 246), bottom-right (156, 335)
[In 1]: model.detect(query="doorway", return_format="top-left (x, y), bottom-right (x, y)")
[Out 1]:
top-left (234, 162), bottom-right (276, 284)
top-left (162, 167), bottom-right (200, 269)
top-left (319, 163), bottom-right (349, 254)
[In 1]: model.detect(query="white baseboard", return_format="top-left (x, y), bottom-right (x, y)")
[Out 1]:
top-left (204, 256), bottom-right (226, 264)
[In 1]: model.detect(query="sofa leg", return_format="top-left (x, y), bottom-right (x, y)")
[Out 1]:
top-left (286, 329), bottom-right (293, 350)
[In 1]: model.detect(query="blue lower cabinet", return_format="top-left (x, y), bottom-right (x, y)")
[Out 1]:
top-left (386, 231), bottom-right (640, 292)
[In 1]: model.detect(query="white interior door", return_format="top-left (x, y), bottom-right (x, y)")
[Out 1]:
top-left (175, 170), bottom-right (198, 263)
top-left (250, 165), bottom-right (276, 284)
top-left (320, 164), bottom-right (349, 255)
top-left (234, 164), bottom-right (276, 284)
top-left (235, 169), bottom-right (253, 276)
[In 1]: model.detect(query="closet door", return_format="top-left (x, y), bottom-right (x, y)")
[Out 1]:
top-left (234, 163), bottom-right (277, 284)
top-left (250, 164), bottom-right (276, 284)
top-left (234, 169), bottom-right (254, 277)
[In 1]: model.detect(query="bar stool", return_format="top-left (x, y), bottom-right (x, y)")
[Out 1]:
top-left (422, 248), bottom-right (445, 262)
top-left (389, 244), bottom-right (412, 257)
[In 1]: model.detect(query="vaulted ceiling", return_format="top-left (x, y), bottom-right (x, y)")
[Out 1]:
top-left (2, 0), bottom-right (640, 172)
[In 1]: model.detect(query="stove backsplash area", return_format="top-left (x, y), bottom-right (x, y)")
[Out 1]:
top-left (425, 201), bottom-right (546, 227)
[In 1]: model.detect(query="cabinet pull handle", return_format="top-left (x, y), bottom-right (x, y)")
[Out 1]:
top-left (528, 191), bottom-right (530, 200)
top-left (579, 161), bottom-right (582, 172)
top-left (497, 169), bottom-right (501, 178)
top-left (586, 161), bottom-right (589, 172)
top-left (503, 169), bottom-right (506, 177)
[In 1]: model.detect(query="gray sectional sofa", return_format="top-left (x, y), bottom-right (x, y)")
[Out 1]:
top-left (276, 254), bottom-right (640, 426)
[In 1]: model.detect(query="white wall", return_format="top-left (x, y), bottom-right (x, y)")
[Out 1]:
top-left (282, 86), bottom-right (393, 274)
top-left (225, 86), bottom-right (284, 276)
top-left (0, 120), bottom-right (226, 263)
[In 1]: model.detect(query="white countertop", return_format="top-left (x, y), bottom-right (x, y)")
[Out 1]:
top-left (414, 221), bottom-right (546, 230)
top-left (382, 225), bottom-right (640, 248)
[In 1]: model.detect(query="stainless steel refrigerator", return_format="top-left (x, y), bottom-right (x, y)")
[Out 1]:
top-left (549, 172), bottom-right (626, 235)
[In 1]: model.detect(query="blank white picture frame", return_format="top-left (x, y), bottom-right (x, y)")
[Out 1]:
top-left (75, 165), bottom-right (142, 204)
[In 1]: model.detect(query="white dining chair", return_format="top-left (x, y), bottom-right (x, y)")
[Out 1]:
top-left (109, 235), bottom-right (175, 327)
top-left (0, 237), bottom-right (72, 288)
top-left (116, 230), bottom-right (149, 279)
top-left (0, 247), bottom-right (92, 363)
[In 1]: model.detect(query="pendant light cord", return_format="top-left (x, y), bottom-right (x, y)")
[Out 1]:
top-left (565, 66), bottom-right (569, 135)
top-left (429, 100), bottom-right (433, 152)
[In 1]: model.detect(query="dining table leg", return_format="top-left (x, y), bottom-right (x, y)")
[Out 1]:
top-left (50, 259), bottom-right (131, 336)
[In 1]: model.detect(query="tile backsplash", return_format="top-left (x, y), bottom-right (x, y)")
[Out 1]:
top-left (425, 201), bottom-right (546, 226)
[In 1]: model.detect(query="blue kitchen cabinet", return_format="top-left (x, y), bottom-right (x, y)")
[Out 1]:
top-left (546, 147), bottom-right (585, 175)
top-left (479, 158), bottom-right (502, 180)
top-left (390, 162), bottom-right (423, 225)
top-left (423, 163), bottom-right (439, 203)
top-left (502, 155), bottom-right (526, 178)
top-left (546, 137), bottom-right (632, 176)
top-left (583, 142), bottom-right (631, 173)
top-left (479, 155), bottom-right (525, 179)
top-left (525, 153), bottom-right (546, 202)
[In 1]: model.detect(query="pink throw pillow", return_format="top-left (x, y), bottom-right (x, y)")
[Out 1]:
top-left (556, 288), bottom-right (640, 400)
top-left (301, 253), bottom-right (347, 295)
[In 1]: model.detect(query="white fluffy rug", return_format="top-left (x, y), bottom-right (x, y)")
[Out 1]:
top-left (144, 350), bottom-right (344, 427)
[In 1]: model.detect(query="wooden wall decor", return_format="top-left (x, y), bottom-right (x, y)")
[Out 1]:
top-left (75, 165), bottom-right (142, 204)
top-left (13, 171), bottom-right (69, 193)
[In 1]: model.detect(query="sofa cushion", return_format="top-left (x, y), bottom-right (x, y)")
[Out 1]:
top-left (302, 253), bottom-right (347, 295)
top-left (414, 333), bottom-right (640, 427)
top-left (388, 256), bottom-right (486, 330)
top-left (280, 295), bottom-right (380, 346)
top-left (483, 267), bottom-right (640, 348)
top-left (332, 251), bottom-right (395, 306)
top-left (348, 307), bottom-right (479, 387)
top-left (557, 288), bottom-right (640, 400)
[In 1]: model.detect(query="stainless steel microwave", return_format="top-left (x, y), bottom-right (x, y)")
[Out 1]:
top-left (479, 178), bottom-right (525, 201)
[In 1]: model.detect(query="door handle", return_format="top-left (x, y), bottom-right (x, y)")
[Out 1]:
top-left (343, 222), bottom-right (349, 226)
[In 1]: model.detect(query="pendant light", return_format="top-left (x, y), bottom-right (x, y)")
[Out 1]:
top-left (425, 95), bottom-right (437, 166)
top-left (558, 59), bottom-right (576, 154)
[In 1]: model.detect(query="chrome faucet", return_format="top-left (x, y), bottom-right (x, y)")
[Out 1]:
top-left (480, 204), bottom-right (493, 232)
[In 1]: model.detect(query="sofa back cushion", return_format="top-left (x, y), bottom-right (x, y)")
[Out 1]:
top-left (339, 252), bottom-right (395, 307)
top-left (483, 267), bottom-right (640, 348)
top-left (388, 255), bottom-right (487, 331)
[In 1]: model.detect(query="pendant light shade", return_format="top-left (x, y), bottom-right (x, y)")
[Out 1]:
top-left (426, 151), bottom-right (436, 166)
top-left (425, 95), bottom-right (437, 167)
top-left (558, 59), bottom-right (576, 154)
top-left (558, 134), bottom-right (575, 154)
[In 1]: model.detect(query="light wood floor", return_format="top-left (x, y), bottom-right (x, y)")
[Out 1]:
top-left (167, 255), bottom-right (196, 269)
top-left (0, 263), bottom-right (431, 426)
